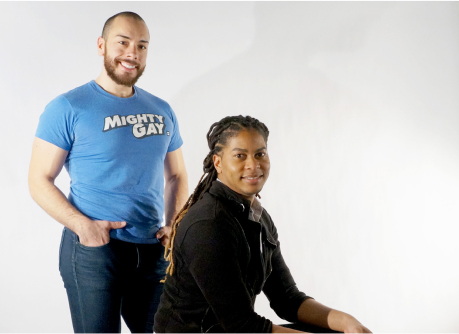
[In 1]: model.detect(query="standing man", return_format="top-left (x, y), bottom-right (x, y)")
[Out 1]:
top-left (28, 12), bottom-right (188, 333)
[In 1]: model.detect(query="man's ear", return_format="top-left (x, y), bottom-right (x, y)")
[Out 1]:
top-left (213, 154), bottom-right (222, 174)
top-left (97, 36), bottom-right (105, 56)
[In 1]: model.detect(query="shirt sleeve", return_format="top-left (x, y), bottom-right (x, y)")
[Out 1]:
top-left (179, 218), bottom-right (273, 333)
top-left (166, 105), bottom-right (183, 153)
top-left (262, 217), bottom-right (312, 322)
top-left (35, 95), bottom-right (75, 151)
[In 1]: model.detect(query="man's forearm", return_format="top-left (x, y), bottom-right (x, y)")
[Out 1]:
top-left (29, 176), bottom-right (92, 234)
top-left (164, 174), bottom-right (188, 226)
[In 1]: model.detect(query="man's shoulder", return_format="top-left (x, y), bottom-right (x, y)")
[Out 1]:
top-left (45, 81), bottom-right (94, 110)
top-left (60, 81), bottom-right (93, 99)
top-left (135, 86), bottom-right (172, 110)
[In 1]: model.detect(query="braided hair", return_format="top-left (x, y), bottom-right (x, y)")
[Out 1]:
top-left (164, 115), bottom-right (269, 276)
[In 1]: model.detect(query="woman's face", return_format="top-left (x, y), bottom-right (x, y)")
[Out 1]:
top-left (213, 129), bottom-right (270, 203)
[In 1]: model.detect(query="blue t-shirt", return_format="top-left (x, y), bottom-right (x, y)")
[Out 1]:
top-left (36, 81), bottom-right (183, 244)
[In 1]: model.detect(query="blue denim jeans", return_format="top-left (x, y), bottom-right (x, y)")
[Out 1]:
top-left (59, 227), bottom-right (168, 333)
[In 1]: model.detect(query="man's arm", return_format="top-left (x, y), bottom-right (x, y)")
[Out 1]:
top-left (28, 137), bottom-right (125, 246)
top-left (156, 147), bottom-right (188, 246)
top-left (297, 298), bottom-right (371, 333)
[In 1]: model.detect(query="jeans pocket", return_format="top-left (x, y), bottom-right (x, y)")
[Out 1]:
top-left (76, 234), bottom-right (112, 250)
top-left (74, 239), bottom-right (115, 287)
top-left (76, 240), bottom-right (111, 250)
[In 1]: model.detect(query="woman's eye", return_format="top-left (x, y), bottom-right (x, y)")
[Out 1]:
top-left (235, 154), bottom-right (244, 159)
top-left (256, 152), bottom-right (265, 158)
top-left (119, 41), bottom-right (126, 45)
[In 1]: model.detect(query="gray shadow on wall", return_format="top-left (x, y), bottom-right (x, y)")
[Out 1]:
top-left (170, 1), bottom-right (393, 205)
top-left (170, 2), bottom-right (459, 209)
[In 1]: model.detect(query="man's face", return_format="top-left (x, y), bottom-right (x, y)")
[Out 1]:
top-left (102, 16), bottom-right (149, 87)
top-left (214, 129), bottom-right (270, 202)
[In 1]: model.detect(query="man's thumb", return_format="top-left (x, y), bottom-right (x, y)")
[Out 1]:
top-left (109, 221), bottom-right (127, 230)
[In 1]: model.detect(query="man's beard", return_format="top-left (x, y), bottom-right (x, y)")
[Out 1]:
top-left (104, 54), bottom-right (145, 87)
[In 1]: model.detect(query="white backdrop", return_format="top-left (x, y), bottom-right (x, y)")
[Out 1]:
top-left (1, 2), bottom-right (459, 332)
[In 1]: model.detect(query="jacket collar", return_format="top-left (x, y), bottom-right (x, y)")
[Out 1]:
top-left (208, 180), bottom-right (252, 219)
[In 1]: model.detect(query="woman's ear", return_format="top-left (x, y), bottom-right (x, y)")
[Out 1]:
top-left (213, 154), bottom-right (222, 174)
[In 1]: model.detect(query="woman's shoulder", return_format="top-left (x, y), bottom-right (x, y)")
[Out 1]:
top-left (183, 191), bottom-right (239, 224)
top-left (259, 208), bottom-right (279, 240)
top-left (175, 193), bottom-right (242, 245)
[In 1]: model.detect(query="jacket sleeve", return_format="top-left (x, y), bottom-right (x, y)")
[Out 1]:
top-left (179, 218), bottom-right (273, 333)
top-left (262, 219), bottom-right (313, 322)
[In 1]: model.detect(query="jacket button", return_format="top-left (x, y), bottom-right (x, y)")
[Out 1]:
top-left (239, 203), bottom-right (245, 212)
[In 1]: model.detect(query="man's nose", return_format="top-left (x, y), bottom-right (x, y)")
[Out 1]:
top-left (126, 44), bottom-right (138, 59)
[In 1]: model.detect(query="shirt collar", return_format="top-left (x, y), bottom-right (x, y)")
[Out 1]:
top-left (209, 180), bottom-right (252, 218)
top-left (248, 197), bottom-right (263, 223)
top-left (216, 178), bottom-right (264, 222)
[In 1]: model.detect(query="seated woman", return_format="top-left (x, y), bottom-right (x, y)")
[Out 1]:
top-left (154, 116), bottom-right (370, 333)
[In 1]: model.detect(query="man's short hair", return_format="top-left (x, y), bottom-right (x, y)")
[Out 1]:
top-left (101, 11), bottom-right (145, 40)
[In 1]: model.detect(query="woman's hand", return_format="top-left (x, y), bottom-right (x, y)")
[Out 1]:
top-left (156, 225), bottom-right (172, 246)
top-left (342, 315), bottom-right (372, 333)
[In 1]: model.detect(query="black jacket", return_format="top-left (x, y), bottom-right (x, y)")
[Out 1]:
top-left (154, 181), bottom-right (311, 333)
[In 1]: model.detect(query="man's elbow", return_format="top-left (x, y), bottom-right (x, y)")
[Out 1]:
top-left (28, 178), bottom-right (41, 205)
top-left (166, 171), bottom-right (188, 187)
top-left (28, 171), bottom-right (52, 202)
top-left (28, 173), bottom-right (42, 202)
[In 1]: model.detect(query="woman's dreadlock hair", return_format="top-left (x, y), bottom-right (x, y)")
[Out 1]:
top-left (164, 115), bottom-right (269, 276)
